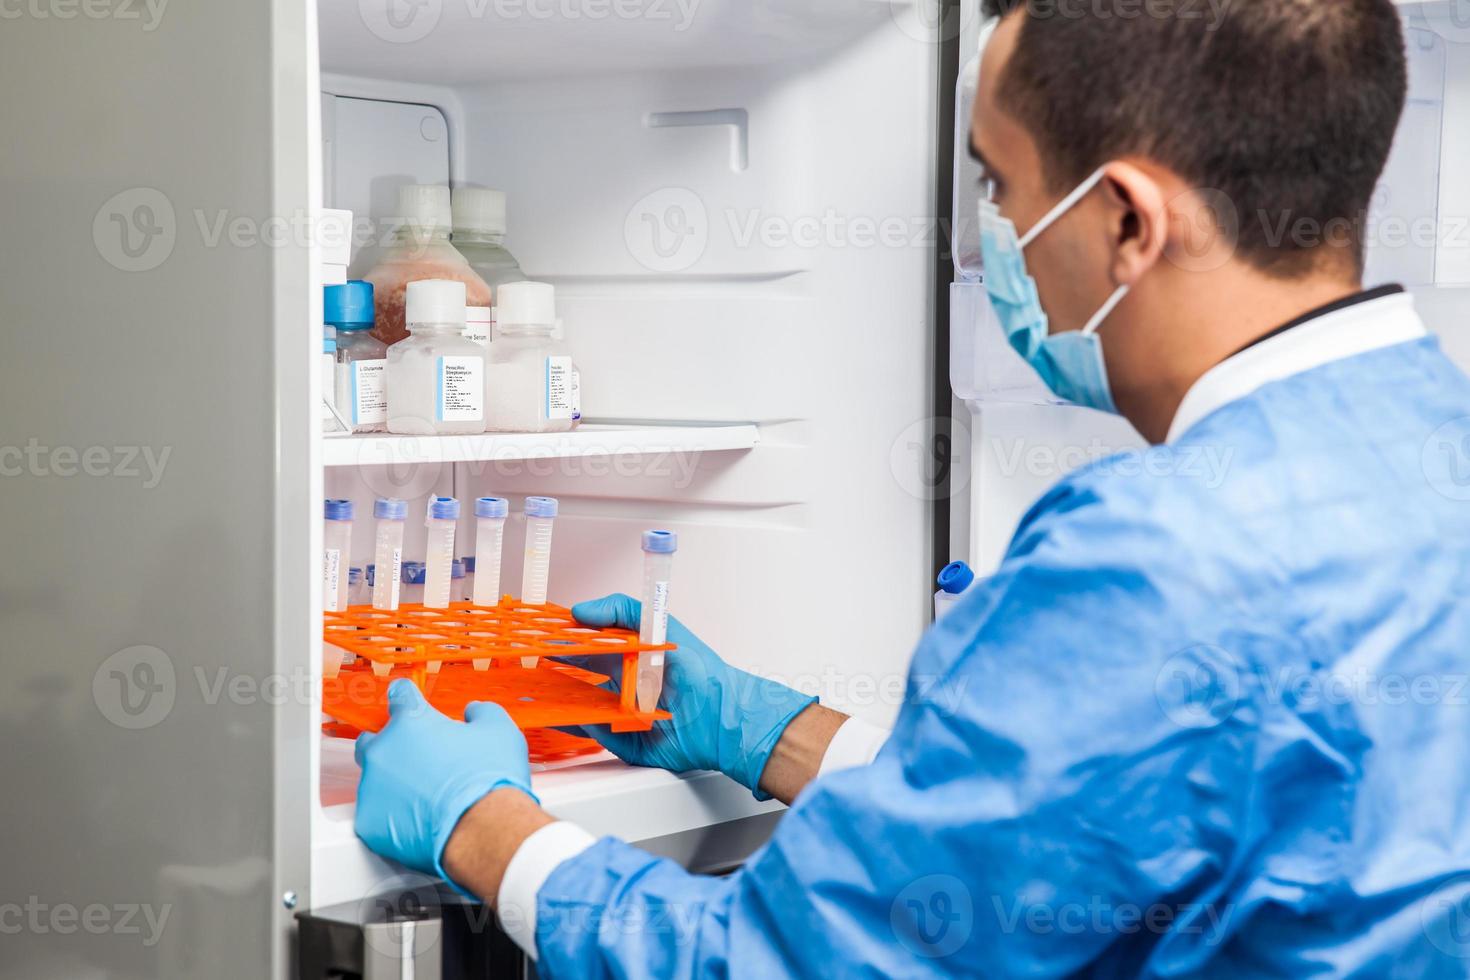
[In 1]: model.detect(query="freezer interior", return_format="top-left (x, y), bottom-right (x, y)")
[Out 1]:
top-left (307, 0), bottom-right (948, 908)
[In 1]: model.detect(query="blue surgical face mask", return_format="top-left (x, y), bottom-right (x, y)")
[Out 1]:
top-left (978, 167), bottom-right (1131, 413)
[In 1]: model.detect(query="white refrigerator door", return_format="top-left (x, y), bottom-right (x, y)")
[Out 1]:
top-left (947, 2), bottom-right (1146, 573)
top-left (0, 2), bottom-right (317, 978)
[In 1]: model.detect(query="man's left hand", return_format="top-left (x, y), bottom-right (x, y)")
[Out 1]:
top-left (354, 678), bottom-right (537, 887)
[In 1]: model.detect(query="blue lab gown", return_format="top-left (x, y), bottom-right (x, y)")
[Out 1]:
top-left (534, 336), bottom-right (1470, 977)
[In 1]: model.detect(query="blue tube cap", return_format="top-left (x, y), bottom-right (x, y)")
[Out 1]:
top-left (402, 561), bottom-right (427, 585)
top-left (452, 559), bottom-right (466, 580)
top-left (937, 560), bottom-right (975, 595)
top-left (348, 567), bottom-right (363, 585)
top-left (476, 497), bottom-right (509, 519)
top-left (374, 497), bottom-right (408, 521)
top-left (642, 530), bottom-right (678, 554)
top-left (525, 496), bottom-right (559, 519)
top-left (324, 499), bottom-right (354, 521)
top-left (427, 496), bottom-right (460, 520)
top-left (324, 281), bottom-right (374, 330)
top-left (461, 557), bottom-right (477, 573)
top-left (366, 564), bottom-right (376, 587)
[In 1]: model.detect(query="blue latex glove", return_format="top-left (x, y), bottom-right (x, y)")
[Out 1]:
top-left (354, 678), bottom-right (536, 889)
top-left (561, 593), bottom-right (816, 800)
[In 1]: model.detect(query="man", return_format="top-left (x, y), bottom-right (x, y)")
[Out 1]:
top-left (354, 0), bottom-right (1470, 973)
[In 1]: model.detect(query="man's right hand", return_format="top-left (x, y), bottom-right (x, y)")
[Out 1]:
top-left (561, 593), bottom-right (818, 800)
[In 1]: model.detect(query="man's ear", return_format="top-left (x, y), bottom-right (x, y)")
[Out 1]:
top-left (1097, 161), bottom-right (1168, 288)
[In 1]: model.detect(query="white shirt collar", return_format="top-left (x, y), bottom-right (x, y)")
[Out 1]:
top-left (1167, 290), bottom-right (1428, 443)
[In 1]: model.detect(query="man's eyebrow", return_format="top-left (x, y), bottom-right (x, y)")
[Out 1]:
top-left (968, 137), bottom-right (989, 172)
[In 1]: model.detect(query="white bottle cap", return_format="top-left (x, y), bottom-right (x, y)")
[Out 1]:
top-left (398, 184), bottom-right (452, 234)
top-left (452, 187), bottom-right (508, 236)
top-left (405, 279), bottom-right (468, 326)
top-left (497, 281), bottom-right (556, 327)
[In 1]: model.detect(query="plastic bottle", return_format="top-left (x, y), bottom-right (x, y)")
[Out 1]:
top-left (451, 559), bottom-right (467, 603)
top-left (485, 281), bottom-right (581, 433)
top-left (464, 305), bottom-right (492, 350)
top-left (519, 495), bottom-right (558, 667)
top-left (386, 279), bottom-right (486, 434)
top-left (636, 530), bottom-right (677, 714)
top-left (424, 496), bottom-right (459, 610)
top-left (452, 187), bottom-right (526, 337)
top-left (472, 497), bottom-right (508, 608)
top-left (933, 561), bottom-right (975, 621)
top-left (362, 184), bottom-right (492, 348)
top-left (348, 567), bottom-right (366, 607)
top-left (327, 281), bottom-right (388, 433)
top-left (371, 497), bottom-right (407, 611)
top-left (323, 499), bottom-right (354, 613)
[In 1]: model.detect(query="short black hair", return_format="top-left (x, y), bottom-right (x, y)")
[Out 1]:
top-left (980, 0), bottom-right (1407, 278)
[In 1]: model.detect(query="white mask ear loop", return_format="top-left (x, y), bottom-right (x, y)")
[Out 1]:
top-left (1014, 164), bottom-right (1130, 336)
top-left (1081, 284), bottom-right (1130, 336)
top-left (1017, 166), bottom-right (1110, 250)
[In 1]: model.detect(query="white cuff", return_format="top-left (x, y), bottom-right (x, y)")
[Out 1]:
top-left (495, 821), bottom-right (598, 960)
top-left (817, 717), bottom-right (891, 777)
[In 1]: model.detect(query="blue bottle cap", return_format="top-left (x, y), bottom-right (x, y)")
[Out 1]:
top-left (937, 560), bottom-right (975, 595)
top-left (324, 281), bottom-right (374, 330)
top-left (402, 561), bottom-right (427, 585)
top-left (461, 557), bottom-right (477, 573)
top-left (452, 559), bottom-right (466, 580)
top-left (525, 496), bottom-right (559, 518)
top-left (427, 496), bottom-right (460, 520)
top-left (641, 530), bottom-right (678, 554)
top-left (476, 496), bottom-right (509, 519)
top-left (366, 564), bottom-right (375, 587)
top-left (324, 499), bottom-right (354, 521)
top-left (348, 567), bottom-right (363, 585)
top-left (374, 497), bottom-right (408, 520)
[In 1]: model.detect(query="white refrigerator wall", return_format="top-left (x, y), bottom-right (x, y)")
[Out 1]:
top-left (321, 19), bottom-right (943, 725)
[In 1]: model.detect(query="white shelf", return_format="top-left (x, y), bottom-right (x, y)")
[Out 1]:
top-left (322, 421), bottom-right (759, 468)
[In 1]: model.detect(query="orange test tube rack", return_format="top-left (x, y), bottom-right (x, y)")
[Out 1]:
top-left (321, 597), bottom-right (672, 736)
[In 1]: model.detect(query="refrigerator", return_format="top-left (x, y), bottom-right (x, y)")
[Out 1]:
top-left (1, 0), bottom-right (1466, 975)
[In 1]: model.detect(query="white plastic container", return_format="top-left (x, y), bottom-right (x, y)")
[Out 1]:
top-left (637, 530), bottom-right (677, 714)
top-left (322, 499), bottom-right (353, 613)
top-left (451, 559), bottom-right (467, 603)
top-left (361, 184), bottom-right (492, 348)
top-left (327, 281), bottom-right (388, 433)
top-left (469, 496), bottom-right (509, 670)
top-left (423, 496), bottom-right (459, 610)
top-left (464, 305), bottom-right (492, 350)
top-left (472, 496), bottom-right (508, 607)
top-left (519, 496), bottom-right (558, 667)
top-left (371, 497), bottom-right (407, 611)
top-left (933, 561), bottom-right (976, 621)
top-left (484, 282), bottom-right (581, 433)
top-left (452, 187), bottom-right (527, 336)
top-left (386, 279), bottom-right (486, 435)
